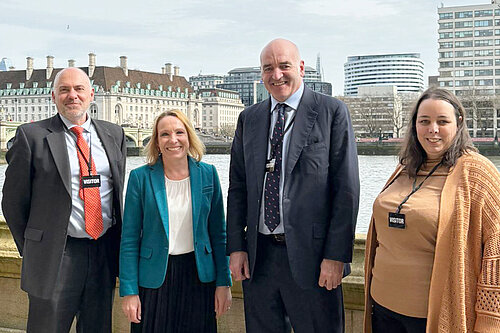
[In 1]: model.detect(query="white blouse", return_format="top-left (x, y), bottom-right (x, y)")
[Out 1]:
top-left (165, 176), bottom-right (194, 255)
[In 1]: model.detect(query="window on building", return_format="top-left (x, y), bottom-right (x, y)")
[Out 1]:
top-left (456, 11), bottom-right (473, 18)
top-left (475, 59), bottom-right (493, 66)
top-left (439, 12), bottom-right (453, 20)
top-left (475, 20), bottom-right (493, 27)
top-left (475, 69), bottom-right (493, 76)
top-left (475, 10), bottom-right (493, 17)
top-left (475, 49), bottom-right (494, 56)
top-left (475, 39), bottom-right (493, 47)
top-left (455, 30), bottom-right (473, 38)
top-left (440, 51), bottom-right (454, 58)
top-left (440, 32), bottom-right (454, 39)
top-left (455, 60), bottom-right (474, 67)
top-left (440, 22), bottom-right (454, 29)
top-left (455, 21), bottom-right (473, 28)
top-left (455, 40), bottom-right (473, 47)
top-left (475, 29), bottom-right (493, 37)
top-left (439, 81), bottom-right (453, 87)
top-left (440, 61), bottom-right (454, 68)
top-left (455, 80), bottom-right (473, 86)
top-left (440, 42), bottom-right (454, 48)
top-left (455, 70), bottom-right (473, 77)
top-left (475, 79), bottom-right (493, 85)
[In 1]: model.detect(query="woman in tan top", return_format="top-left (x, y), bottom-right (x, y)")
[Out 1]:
top-left (364, 88), bottom-right (500, 332)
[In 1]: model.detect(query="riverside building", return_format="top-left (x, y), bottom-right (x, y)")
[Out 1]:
top-left (0, 54), bottom-right (202, 129)
top-left (198, 88), bottom-right (244, 134)
top-left (339, 86), bottom-right (418, 138)
top-left (438, 0), bottom-right (500, 137)
top-left (344, 53), bottom-right (425, 96)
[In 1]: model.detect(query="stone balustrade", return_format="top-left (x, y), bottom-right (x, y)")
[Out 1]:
top-left (0, 218), bottom-right (366, 332)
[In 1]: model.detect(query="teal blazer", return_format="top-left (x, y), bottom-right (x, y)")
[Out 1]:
top-left (119, 157), bottom-right (231, 296)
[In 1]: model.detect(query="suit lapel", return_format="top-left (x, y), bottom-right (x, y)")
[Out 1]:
top-left (188, 157), bottom-right (201, 236)
top-left (46, 115), bottom-right (71, 196)
top-left (286, 87), bottom-right (319, 175)
top-left (150, 160), bottom-right (169, 238)
top-left (250, 100), bottom-right (271, 199)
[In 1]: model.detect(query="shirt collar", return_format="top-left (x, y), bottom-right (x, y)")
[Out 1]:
top-left (59, 113), bottom-right (92, 132)
top-left (270, 82), bottom-right (304, 113)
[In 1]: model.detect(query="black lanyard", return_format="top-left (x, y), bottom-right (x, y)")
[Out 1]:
top-left (395, 161), bottom-right (443, 214)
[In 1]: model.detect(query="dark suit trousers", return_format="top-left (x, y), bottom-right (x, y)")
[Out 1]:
top-left (27, 233), bottom-right (115, 333)
top-left (242, 234), bottom-right (345, 333)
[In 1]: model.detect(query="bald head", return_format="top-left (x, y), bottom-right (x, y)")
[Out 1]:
top-left (260, 39), bottom-right (301, 65)
top-left (260, 38), bottom-right (305, 102)
top-left (53, 67), bottom-right (91, 89)
top-left (52, 67), bottom-right (94, 125)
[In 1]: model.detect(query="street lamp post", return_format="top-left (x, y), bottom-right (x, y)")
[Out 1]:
top-left (14, 97), bottom-right (18, 122)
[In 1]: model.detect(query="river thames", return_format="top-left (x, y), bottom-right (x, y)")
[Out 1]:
top-left (1, 154), bottom-right (500, 234)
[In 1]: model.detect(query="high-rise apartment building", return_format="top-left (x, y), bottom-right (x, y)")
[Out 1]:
top-left (438, 0), bottom-right (500, 137)
top-left (344, 54), bottom-right (424, 96)
top-left (437, 0), bottom-right (500, 95)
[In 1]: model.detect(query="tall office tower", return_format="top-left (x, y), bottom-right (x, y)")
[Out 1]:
top-left (438, 0), bottom-right (500, 96)
top-left (438, 0), bottom-right (500, 137)
top-left (344, 53), bottom-right (425, 96)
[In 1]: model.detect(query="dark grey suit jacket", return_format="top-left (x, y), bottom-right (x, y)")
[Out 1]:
top-left (227, 86), bottom-right (360, 289)
top-left (2, 114), bottom-right (126, 299)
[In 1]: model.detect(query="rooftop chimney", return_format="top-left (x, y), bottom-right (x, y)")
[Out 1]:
top-left (120, 56), bottom-right (128, 76)
top-left (46, 56), bottom-right (54, 80)
top-left (166, 63), bottom-right (172, 80)
top-left (68, 59), bottom-right (75, 67)
top-left (88, 53), bottom-right (96, 77)
top-left (174, 66), bottom-right (179, 77)
top-left (26, 57), bottom-right (34, 80)
top-left (161, 66), bottom-right (166, 75)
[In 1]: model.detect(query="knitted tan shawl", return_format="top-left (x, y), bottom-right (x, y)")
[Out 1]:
top-left (364, 152), bottom-right (500, 332)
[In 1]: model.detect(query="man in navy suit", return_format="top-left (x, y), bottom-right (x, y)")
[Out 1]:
top-left (227, 39), bottom-right (360, 332)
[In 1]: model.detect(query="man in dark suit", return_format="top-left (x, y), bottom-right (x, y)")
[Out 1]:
top-left (2, 67), bottom-right (126, 332)
top-left (227, 39), bottom-right (360, 332)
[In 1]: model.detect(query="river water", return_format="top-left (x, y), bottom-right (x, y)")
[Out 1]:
top-left (1, 155), bottom-right (500, 234)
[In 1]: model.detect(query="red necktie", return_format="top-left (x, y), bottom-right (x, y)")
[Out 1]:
top-left (70, 126), bottom-right (103, 240)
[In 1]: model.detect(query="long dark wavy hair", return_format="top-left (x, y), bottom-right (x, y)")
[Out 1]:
top-left (399, 87), bottom-right (476, 178)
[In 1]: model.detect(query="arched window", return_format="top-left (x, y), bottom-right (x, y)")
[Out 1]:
top-left (89, 103), bottom-right (98, 119)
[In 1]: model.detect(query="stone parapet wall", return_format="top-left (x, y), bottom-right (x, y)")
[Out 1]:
top-left (0, 218), bottom-right (366, 332)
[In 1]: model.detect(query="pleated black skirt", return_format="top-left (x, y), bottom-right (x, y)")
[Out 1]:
top-left (131, 252), bottom-right (216, 333)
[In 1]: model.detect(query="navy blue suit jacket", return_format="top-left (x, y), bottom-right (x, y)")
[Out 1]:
top-left (227, 86), bottom-right (360, 289)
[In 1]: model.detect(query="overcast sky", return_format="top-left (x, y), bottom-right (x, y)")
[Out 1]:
top-left (0, 0), bottom-right (490, 95)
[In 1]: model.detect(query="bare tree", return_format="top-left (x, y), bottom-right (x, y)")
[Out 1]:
top-left (219, 123), bottom-right (236, 138)
top-left (459, 87), bottom-right (494, 138)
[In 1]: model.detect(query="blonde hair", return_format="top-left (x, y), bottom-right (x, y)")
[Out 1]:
top-left (145, 110), bottom-right (205, 165)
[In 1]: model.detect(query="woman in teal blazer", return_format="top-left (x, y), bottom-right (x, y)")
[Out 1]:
top-left (119, 110), bottom-right (232, 332)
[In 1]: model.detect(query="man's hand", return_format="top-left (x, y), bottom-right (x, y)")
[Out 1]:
top-left (121, 295), bottom-right (141, 323)
top-left (229, 251), bottom-right (250, 281)
top-left (318, 259), bottom-right (343, 290)
top-left (214, 286), bottom-right (232, 319)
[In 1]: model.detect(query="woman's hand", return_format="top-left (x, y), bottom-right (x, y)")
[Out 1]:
top-left (122, 295), bottom-right (141, 323)
top-left (214, 286), bottom-right (232, 319)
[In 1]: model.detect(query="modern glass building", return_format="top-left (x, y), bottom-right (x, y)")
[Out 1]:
top-left (218, 66), bottom-right (332, 107)
top-left (344, 53), bottom-right (424, 96)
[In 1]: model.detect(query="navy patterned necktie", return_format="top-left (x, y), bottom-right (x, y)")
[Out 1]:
top-left (264, 103), bottom-right (287, 232)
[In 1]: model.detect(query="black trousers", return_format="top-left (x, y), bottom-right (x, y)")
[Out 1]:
top-left (372, 301), bottom-right (427, 333)
top-left (242, 234), bottom-right (345, 333)
top-left (27, 234), bottom-right (115, 333)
